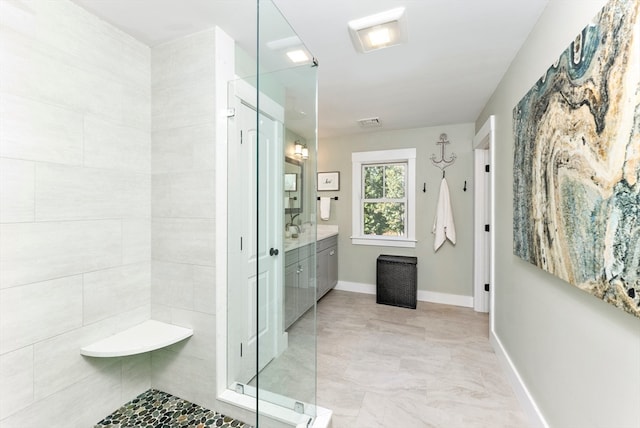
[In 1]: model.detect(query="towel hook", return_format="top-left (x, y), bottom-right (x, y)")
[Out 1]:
top-left (431, 133), bottom-right (456, 175)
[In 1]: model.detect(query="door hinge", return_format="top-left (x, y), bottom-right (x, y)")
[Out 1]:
top-left (485, 164), bottom-right (490, 173)
top-left (484, 224), bottom-right (490, 232)
top-left (484, 283), bottom-right (490, 292)
top-left (240, 342), bottom-right (243, 357)
top-left (240, 236), bottom-right (243, 251)
top-left (240, 130), bottom-right (243, 144)
top-left (225, 108), bottom-right (236, 118)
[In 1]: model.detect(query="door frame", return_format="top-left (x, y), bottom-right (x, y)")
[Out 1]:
top-left (472, 115), bottom-right (495, 317)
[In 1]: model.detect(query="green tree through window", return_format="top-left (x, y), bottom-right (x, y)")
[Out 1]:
top-left (362, 163), bottom-right (406, 236)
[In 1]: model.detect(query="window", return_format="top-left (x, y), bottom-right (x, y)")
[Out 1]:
top-left (352, 149), bottom-right (416, 247)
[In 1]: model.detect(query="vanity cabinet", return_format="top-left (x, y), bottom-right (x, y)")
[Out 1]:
top-left (316, 235), bottom-right (338, 300)
top-left (284, 244), bottom-right (315, 330)
top-left (284, 233), bottom-right (338, 329)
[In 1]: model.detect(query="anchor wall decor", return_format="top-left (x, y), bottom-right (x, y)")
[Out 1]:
top-left (430, 133), bottom-right (456, 177)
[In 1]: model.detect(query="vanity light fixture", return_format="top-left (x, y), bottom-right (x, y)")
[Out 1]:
top-left (294, 141), bottom-right (303, 156)
top-left (301, 146), bottom-right (309, 159)
top-left (348, 7), bottom-right (407, 53)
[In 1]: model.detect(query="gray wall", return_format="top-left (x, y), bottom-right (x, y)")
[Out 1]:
top-left (477, 0), bottom-right (640, 426)
top-left (318, 124), bottom-right (475, 297)
top-left (0, 0), bottom-right (152, 425)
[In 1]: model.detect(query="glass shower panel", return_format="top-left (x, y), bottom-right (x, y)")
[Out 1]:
top-left (226, 1), bottom-right (317, 426)
top-left (257, 0), bottom-right (318, 426)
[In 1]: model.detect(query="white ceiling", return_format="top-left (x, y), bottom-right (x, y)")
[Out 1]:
top-left (71, 0), bottom-right (549, 138)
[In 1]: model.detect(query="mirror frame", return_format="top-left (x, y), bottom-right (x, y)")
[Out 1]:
top-left (285, 156), bottom-right (303, 215)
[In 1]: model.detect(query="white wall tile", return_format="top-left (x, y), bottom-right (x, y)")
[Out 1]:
top-left (35, 163), bottom-right (119, 220)
top-left (0, 158), bottom-right (34, 223)
top-left (121, 353), bottom-right (151, 401)
top-left (150, 349), bottom-right (216, 410)
top-left (0, 26), bottom-right (123, 124)
top-left (151, 303), bottom-right (173, 323)
top-left (0, 0), bottom-right (37, 36)
top-left (151, 29), bottom-right (215, 91)
top-left (123, 218), bottom-right (151, 265)
top-left (167, 308), bottom-right (216, 359)
top-left (152, 124), bottom-right (215, 173)
top-left (152, 171), bottom-right (215, 218)
top-left (121, 85), bottom-right (151, 131)
top-left (83, 262), bottom-right (151, 325)
top-left (152, 218), bottom-right (215, 266)
top-left (32, 321), bottom-right (117, 401)
top-left (0, 346), bottom-right (33, 420)
top-left (0, 220), bottom-right (122, 288)
top-left (0, 0), bottom-right (149, 92)
top-left (0, 276), bottom-right (83, 354)
top-left (0, 93), bottom-right (83, 165)
top-left (151, 81), bottom-right (215, 132)
top-left (34, 164), bottom-right (150, 221)
top-left (193, 265), bottom-right (216, 314)
top-left (120, 173), bottom-right (151, 219)
top-left (83, 115), bottom-right (150, 173)
top-left (151, 261), bottom-right (194, 310)
top-left (0, 363), bottom-right (122, 428)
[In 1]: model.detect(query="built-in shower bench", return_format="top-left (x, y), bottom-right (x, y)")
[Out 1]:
top-left (80, 320), bottom-right (193, 357)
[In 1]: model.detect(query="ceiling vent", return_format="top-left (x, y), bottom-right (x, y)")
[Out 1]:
top-left (357, 117), bottom-right (382, 128)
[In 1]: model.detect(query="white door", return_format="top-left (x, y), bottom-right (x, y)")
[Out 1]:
top-left (473, 116), bottom-right (494, 314)
top-left (228, 94), bottom-right (283, 386)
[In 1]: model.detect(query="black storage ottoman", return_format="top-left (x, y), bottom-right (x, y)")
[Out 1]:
top-left (376, 255), bottom-right (417, 309)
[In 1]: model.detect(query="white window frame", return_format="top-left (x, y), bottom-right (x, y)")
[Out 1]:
top-left (351, 148), bottom-right (416, 248)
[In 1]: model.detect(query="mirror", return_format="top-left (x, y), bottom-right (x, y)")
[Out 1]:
top-left (285, 156), bottom-right (303, 214)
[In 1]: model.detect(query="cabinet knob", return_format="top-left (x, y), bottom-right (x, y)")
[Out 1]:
top-left (269, 248), bottom-right (279, 256)
top-left (329, 250), bottom-right (335, 256)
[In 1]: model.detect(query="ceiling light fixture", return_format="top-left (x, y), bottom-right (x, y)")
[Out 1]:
top-left (286, 49), bottom-right (310, 63)
top-left (348, 7), bottom-right (407, 53)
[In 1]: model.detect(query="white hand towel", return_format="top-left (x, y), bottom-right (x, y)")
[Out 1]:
top-left (284, 196), bottom-right (290, 209)
top-left (320, 197), bottom-right (331, 221)
top-left (432, 177), bottom-right (456, 251)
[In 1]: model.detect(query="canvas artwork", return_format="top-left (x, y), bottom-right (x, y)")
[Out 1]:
top-left (513, 0), bottom-right (640, 318)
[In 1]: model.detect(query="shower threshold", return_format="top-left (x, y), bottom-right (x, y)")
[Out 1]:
top-left (221, 383), bottom-right (332, 428)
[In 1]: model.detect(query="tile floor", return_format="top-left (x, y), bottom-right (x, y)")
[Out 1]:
top-left (94, 389), bottom-right (250, 428)
top-left (316, 290), bottom-right (528, 428)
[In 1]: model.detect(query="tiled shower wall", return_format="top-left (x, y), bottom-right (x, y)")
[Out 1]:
top-left (149, 29), bottom-right (219, 409)
top-left (0, 1), bottom-right (152, 426)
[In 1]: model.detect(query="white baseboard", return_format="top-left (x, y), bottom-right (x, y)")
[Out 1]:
top-left (334, 281), bottom-right (473, 308)
top-left (490, 330), bottom-right (548, 428)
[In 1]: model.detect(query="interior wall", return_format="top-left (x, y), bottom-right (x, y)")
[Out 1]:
top-left (318, 124), bottom-right (475, 299)
top-left (0, 0), bottom-right (152, 425)
top-left (476, 0), bottom-right (640, 426)
top-left (149, 28), bottom-right (218, 409)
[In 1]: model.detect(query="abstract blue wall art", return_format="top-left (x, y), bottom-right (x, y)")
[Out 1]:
top-left (513, 0), bottom-right (640, 318)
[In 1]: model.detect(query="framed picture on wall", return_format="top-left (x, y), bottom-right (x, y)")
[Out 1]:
top-left (317, 171), bottom-right (340, 191)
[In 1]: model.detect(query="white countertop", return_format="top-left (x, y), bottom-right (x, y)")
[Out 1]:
top-left (284, 224), bottom-right (338, 252)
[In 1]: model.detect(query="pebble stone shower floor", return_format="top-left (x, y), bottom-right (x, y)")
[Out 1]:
top-left (94, 389), bottom-right (251, 428)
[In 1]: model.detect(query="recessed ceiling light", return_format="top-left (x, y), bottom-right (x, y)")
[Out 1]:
top-left (368, 28), bottom-right (391, 47)
top-left (348, 7), bottom-right (407, 53)
top-left (286, 49), bottom-right (310, 63)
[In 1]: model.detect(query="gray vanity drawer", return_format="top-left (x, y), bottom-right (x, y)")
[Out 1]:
top-left (317, 235), bottom-right (337, 252)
